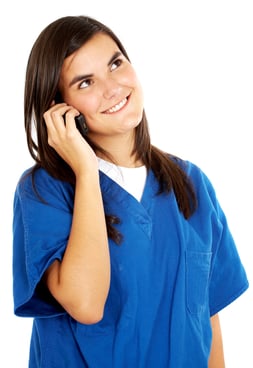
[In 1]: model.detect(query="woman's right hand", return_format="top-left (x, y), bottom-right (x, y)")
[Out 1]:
top-left (43, 103), bottom-right (98, 176)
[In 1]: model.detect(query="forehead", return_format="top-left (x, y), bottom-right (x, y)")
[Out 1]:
top-left (62, 33), bottom-right (120, 74)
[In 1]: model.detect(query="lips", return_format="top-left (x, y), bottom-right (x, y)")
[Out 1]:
top-left (104, 97), bottom-right (128, 114)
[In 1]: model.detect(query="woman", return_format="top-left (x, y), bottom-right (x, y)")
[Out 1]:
top-left (12, 15), bottom-right (249, 367)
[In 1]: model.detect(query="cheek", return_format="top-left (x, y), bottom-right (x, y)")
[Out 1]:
top-left (127, 69), bottom-right (144, 101)
top-left (124, 67), bottom-right (140, 86)
top-left (67, 93), bottom-right (100, 117)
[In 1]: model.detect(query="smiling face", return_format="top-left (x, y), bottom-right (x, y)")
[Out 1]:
top-left (59, 32), bottom-right (144, 146)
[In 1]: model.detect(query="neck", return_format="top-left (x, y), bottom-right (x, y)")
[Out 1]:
top-left (97, 151), bottom-right (142, 168)
top-left (93, 131), bottom-right (143, 168)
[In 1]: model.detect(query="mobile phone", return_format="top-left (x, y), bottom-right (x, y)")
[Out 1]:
top-left (74, 114), bottom-right (89, 137)
top-left (54, 92), bottom-right (88, 137)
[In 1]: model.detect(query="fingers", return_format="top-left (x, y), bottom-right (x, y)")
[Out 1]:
top-left (42, 104), bottom-right (96, 175)
top-left (44, 104), bottom-right (81, 145)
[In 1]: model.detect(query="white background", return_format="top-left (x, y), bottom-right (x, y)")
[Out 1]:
top-left (1, 0), bottom-right (252, 366)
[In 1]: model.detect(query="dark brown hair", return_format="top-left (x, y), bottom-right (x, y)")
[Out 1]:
top-left (24, 15), bottom-right (197, 244)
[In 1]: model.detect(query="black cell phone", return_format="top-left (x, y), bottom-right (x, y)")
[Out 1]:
top-left (54, 92), bottom-right (88, 137)
top-left (74, 114), bottom-right (89, 137)
top-left (62, 113), bottom-right (88, 138)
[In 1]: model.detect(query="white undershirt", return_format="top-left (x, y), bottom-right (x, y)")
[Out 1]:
top-left (98, 158), bottom-right (147, 201)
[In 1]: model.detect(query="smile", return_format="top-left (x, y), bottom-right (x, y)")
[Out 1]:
top-left (104, 97), bottom-right (128, 114)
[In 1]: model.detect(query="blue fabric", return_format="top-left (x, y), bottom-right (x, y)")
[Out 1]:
top-left (12, 160), bottom-right (249, 367)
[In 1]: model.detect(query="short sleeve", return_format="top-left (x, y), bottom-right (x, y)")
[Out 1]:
top-left (12, 168), bottom-right (74, 318)
top-left (187, 162), bottom-right (249, 316)
top-left (208, 195), bottom-right (249, 315)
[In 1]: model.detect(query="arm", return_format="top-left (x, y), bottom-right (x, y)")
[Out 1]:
top-left (43, 106), bottom-right (110, 324)
top-left (208, 313), bottom-right (225, 368)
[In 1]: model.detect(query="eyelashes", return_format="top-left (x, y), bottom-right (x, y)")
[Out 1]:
top-left (78, 58), bottom-right (124, 90)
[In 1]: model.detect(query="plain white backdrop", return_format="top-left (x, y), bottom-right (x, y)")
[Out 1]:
top-left (1, 0), bottom-right (252, 366)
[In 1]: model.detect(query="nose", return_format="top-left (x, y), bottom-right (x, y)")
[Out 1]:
top-left (102, 78), bottom-right (122, 100)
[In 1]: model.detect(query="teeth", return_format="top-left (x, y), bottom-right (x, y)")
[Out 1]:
top-left (106, 98), bottom-right (127, 113)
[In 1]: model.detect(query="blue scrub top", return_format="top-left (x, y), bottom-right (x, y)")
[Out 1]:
top-left (12, 159), bottom-right (249, 367)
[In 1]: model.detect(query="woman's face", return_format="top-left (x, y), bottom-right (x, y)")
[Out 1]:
top-left (59, 33), bottom-right (144, 141)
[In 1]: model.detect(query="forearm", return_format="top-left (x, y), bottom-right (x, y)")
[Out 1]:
top-left (208, 314), bottom-right (225, 368)
top-left (45, 171), bottom-right (110, 323)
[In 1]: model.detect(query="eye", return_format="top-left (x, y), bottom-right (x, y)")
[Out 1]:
top-left (111, 58), bottom-right (123, 71)
top-left (79, 78), bottom-right (93, 89)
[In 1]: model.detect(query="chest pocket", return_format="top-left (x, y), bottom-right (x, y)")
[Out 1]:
top-left (186, 251), bottom-right (212, 315)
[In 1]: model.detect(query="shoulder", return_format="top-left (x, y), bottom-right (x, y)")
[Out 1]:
top-left (170, 155), bottom-right (206, 178)
top-left (169, 155), bottom-right (212, 187)
top-left (173, 156), bottom-right (212, 185)
top-left (15, 165), bottom-right (74, 205)
top-left (169, 155), bottom-right (219, 209)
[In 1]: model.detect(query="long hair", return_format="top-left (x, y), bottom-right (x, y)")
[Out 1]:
top-left (24, 15), bottom-right (197, 244)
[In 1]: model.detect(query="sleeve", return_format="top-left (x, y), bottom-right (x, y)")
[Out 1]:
top-left (188, 163), bottom-right (249, 316)
top-left (208, 194), bottom-right (249, 315)
top-left (12, 169), bottom-right (74, 318)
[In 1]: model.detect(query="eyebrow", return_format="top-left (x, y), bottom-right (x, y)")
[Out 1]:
top-left (68, 51), bottom-right (122, 87)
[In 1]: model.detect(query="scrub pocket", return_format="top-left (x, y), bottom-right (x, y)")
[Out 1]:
top-left (186, 251), bottom-right (212, 315)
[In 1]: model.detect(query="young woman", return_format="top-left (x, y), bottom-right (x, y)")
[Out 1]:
top-left (12, 15), bottom-right (249, 367)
